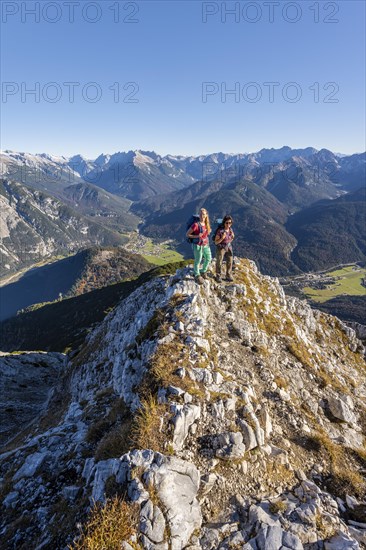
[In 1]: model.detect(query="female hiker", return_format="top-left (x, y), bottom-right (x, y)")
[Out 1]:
top-left (214, 215), bottom-right (235, 282)
top-left (186, 207), bottom-right (212, 284)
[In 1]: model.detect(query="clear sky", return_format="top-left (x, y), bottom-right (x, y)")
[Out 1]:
top-left (1, 0), bottom-right (365, 158)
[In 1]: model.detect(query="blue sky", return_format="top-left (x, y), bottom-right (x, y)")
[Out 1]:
top-left (1, 0), bottom-right (365, 157)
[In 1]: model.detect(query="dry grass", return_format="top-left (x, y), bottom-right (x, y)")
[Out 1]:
top-left (169, 293), bottom-right (187, 309)
top-left (265, 461), bottom-right (295, 489)
top-left (204, 329), bottom-right (218, 363)
top-left (285, 337), bottom-right (313, 371)
top-left (273, 376), bottom-right (288, 390)
top-left (84, 397), bottom-right (135, 460)
top-left (309, 430), bottom-right (366, 498)
top-left (349, 444), bottom-right (366, 464)
top-left (149, 342), bottom-right (187, 387)
top-left (69, 496), bottom-right (141, 550)
top-left (174, 309), bottom-right (185, 323)
top-left (234, 264), bottom-right (282, 335)
top-left (209, 391), bottom-right (232, 402)
top-left (317, 315), bottom-right (366, 377)
top-left (86, 398), bottom-right (130, 442)
top-left (316, 365), bottom-right (351, 394)
top-left (231, 278), bottom-right (366, 397)
top-left (283, 318), bottom-right (351, 394)
top-left (129, 299), bottom-right (205, 454)
top-left (269, 500), bottom-right (287, 515)
top-left (314, 511), bottom-right (338, 539)
top-left (95, 423), bottom-right (133, 461)
top-left (140, 341), bottom-right (204, 399)
top-left (214, 367), bottom-right (233, 381)
top-left (131, 394), bottom-right (168, 452)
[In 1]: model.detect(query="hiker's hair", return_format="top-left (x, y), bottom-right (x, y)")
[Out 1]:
top-left (200, 208), bottom-right (211, 234)
top-left (222, 215), bottom-right (233, 226)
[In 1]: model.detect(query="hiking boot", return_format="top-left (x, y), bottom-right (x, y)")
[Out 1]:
top-left (201, 272), bottom-right (208, 280)
top-left (215, 275), bottom-right (222, 283)
top-left (226, 275), bottom-right (234, 282)
top-left (195, 275), bottom-right (204, 285)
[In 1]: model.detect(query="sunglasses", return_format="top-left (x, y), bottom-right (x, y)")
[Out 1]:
top-left (225, 221), bottom-right (232, 225)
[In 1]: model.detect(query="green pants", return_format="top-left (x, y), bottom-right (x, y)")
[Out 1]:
top-left (192, 244), bottom-right (212, 276)
top-left (216, 246), bottom-right (233, 277)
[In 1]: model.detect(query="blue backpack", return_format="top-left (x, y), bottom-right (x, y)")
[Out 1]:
top-left (186, 214), bottom-right (201, 243)
top-left (212, 218), bottom-right (223, 243)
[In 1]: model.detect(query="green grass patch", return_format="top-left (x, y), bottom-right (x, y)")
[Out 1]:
top-left (125, 234), bottom-right (184, 266)
top-left (304, 265), bottom-right (366, 303)
top-left (143, 249), bottom-right (184, 266)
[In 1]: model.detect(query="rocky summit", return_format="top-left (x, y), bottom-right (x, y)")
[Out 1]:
top-left (1, 259), bottom-right (366, 549)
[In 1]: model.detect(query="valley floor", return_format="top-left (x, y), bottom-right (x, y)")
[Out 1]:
top-left (280, 263), bottom-right (366, 316)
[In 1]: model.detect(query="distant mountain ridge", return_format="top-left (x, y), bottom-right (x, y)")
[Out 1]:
top-left (1, 147), bottom-right (364, 201)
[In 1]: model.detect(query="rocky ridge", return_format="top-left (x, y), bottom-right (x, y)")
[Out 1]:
top-left (0, 259), bottom-right (365, 549)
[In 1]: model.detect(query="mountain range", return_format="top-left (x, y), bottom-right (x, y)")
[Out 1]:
top-left (2, 147), bottom-right (363, 203)
top-left (1, 146), bottom-right (365, 278)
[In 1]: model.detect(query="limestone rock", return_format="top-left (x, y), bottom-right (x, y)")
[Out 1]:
top-left (249, 504), bottom-right (280, 527)
top-left (109, 451), bottom-right (202, 550)
top-left (256, 525), bottom-right (284, 549)
top-left (171, 403), bottom-right (201, 451)
top-left (324, 532), bottom-right (360, 549)
top-left (216, 432), bottom-right (246, 460)
top-left (13, 452), bottom-right (48, 481)
top-left (327, 395), bottom-right (358, 425)
top-left (200, 473), bottom-right (219, 495)
top-left (237, 419), bottom-right (258, 451)
top-left (282, 530), bottom-right (304, 549)
top-left (140, 500), bottom-right (166, 544)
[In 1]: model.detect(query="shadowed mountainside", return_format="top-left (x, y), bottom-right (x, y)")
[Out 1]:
top-left (0, 248), bottom-right (151, 321)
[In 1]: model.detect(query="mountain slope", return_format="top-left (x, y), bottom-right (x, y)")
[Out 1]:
top-left (0, 260), bottom-right (365, 549)
top-left (56, 182), bottom-right (138, 232)
top-left (0, 260), bottom-right (190, 352)
top-left (85, 150), bottom-right (193, 200)
top-left (0, 150), bottom-right (138, 228)
top-left (0, 179), bottom-right (136, 277)
top-left (337, 152), bottom-right (366, 191)
top-left (0, 248), bottom-right (151, 321)
top-left (287, 188), bottom-right (366, 272)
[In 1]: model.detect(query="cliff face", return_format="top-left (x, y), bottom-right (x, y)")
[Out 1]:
top-left (1, 259), bottom-right (365, 549)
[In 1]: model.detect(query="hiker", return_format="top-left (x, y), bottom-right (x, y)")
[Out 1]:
top-left (214, 215), bottom-right (235, 282)
top-left (186, 207), bottom-right (212, 284)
